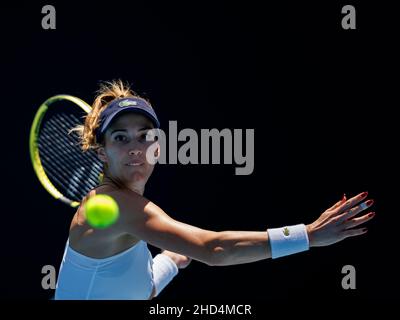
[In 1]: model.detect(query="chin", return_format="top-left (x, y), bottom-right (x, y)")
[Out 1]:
top-left (127, 167), bottom-right (150, 182)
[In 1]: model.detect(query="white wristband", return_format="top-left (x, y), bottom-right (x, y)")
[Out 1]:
top-left (267, 224), bottom-right (310, 259)
top-left (152, 254), bottom-right (179, 297)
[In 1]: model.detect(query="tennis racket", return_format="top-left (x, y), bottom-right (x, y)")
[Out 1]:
top-left (29, 95), bottom-right (103, 208)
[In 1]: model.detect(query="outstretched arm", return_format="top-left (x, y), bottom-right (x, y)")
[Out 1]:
top-left (110, 190), bottom-right (374, 266)
top-left (113, 188), bottom-right (272, 266)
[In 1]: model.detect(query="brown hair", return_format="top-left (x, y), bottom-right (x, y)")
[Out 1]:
top-left (72, 80), bottom-right (151, 152)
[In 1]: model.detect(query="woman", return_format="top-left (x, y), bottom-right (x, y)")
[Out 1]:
top-left (55, 80), bottom-right (375, 300)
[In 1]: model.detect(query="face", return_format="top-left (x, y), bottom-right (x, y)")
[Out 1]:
top-left (97, 112), bottom-right (159, 187)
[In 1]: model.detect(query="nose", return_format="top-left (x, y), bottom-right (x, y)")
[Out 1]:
top-left (129, 149), bottom-right (142, 156)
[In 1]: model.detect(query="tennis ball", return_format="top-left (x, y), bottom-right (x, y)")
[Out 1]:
top-left (84, 194), bottom-right (119, 229)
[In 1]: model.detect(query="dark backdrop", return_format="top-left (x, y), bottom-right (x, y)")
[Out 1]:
top-left (1, 1), bottom-right (398, 303)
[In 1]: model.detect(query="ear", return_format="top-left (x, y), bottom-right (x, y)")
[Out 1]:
top-left (97, 147), bottom-right (108, 163)
top-left (153, 142), bottom-right (161, 159)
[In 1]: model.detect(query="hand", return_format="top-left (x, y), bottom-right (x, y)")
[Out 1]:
top-left (161, 250), bottom-right (192, 269)
top-left (306, 192), bottom-right (375, 247)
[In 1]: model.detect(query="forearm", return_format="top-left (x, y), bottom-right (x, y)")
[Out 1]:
top-left (207, 230), bottom-right (271, 266)
top-left (208, 224), bottom-right (310, 266)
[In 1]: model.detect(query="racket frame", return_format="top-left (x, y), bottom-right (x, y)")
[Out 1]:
top-left (29, 94), bottom-right (92, 208)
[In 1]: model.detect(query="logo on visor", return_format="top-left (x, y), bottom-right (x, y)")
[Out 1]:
top-left (119, 100), bottom-right (138, 107)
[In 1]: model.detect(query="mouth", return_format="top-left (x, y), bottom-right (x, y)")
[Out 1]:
top-left (126, 162), bottom-right (144, 167)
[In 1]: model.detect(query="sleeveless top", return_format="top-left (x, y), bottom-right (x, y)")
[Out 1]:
top-left (55, 239), bottom-right (154, 300)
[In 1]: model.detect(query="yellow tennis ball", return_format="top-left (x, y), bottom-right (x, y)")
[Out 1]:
top-left (84, 194), bottom-right (119, 229)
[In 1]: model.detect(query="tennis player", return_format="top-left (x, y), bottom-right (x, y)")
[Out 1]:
top-left (54, 80), bottom-right (375, 300)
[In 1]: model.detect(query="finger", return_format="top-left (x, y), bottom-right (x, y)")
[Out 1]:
top-left (82, 189), bottom-right (97, 204)
top-left (338, 199), bottom-right (374, 222)
top-left (342, 227), bottom-right (368, 238)
top-left (343, 212), bottom-right (375, 229)
top-left (328, 193), bottom-right (347, 211)
top-left (89, 189), bottom-right (97, 197)
top-left (337, 191), bottom-right (369, 214)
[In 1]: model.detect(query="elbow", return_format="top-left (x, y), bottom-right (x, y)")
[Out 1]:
top-left (203, 237), bottom-right (229, 267)
top-left (205, 247), bottom-right (228, 266)
top-left (192, 231), bottom-right (230, 266)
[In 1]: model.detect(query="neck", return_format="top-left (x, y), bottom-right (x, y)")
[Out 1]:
top-left (101, 174), bottom-right (145, 196)
top-left (129, 183), bottom-right (145, 195)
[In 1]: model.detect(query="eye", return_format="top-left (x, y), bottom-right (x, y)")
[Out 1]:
top-left (145, 130), bottom-right (158, 141)
top-left (114, 134), bottom-right (128, 142)
top-left (139, 133), bottom-right (147, 140)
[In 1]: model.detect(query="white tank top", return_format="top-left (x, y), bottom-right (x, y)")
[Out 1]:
top-left (55, 239), bottom-right (154, 300)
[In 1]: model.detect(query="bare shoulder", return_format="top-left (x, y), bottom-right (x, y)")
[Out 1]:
top-left (92, 186), bottom-right (164, 231)
top-left (68, 186), bottom-right (146, 257)
top-left (99, 187), bottom-right (152, 217)
top-left (98, 187), bottom-right (176, 240)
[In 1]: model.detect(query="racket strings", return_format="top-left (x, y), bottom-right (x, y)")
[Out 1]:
top-left (41, 120), bottom-right (101, 186)
top-left (39, 138), bottom-right (96, 198)
top-left (39, 135), bottom-right (97, 200)
top-left (54, 113), bottom-right (102, 167)
top-left (49, 115), bottom-right (102, 174)
top-left (38, 112), bottom-right (103, 202)
top-left (39, 128), bottom-right (100, 200)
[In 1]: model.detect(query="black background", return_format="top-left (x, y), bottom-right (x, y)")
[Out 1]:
top-left (1, 0), bottom-right (398, 306)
